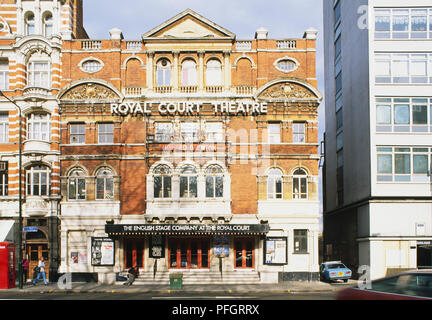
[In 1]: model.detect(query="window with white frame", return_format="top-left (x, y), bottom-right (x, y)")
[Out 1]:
top-left (96, 168), bottom-right (114, 200)
top-left (267, 168), bottom-right (283, 200)
top-left (181, 122), bottom-right (199, 142)
top-left (268, 123), bottom-right (280, 144)
top-left (70, 123), bottom-right (85, 144)
top-left (375, 53), bottom-right (432, 84)
top-left (27, 61), bottom-right (50, 88)
top-left (153, 165), bottom-right (172, 199)
top-left (0, 60), bottom-right (9, 90)
top-left (180, 165), bottom-right (197, 198)
top-left (376, 97), bottom-right (432, 133)
top-left (27, 113), bottom-right (50, 141)
top-left (293, 169), bottom-right (308, 200)
top-left (181, 59), bottom-right (197, 86)
top-left (375, 8), bottom-right (432, 39)
top-left (81, 60), bottom-right (103, 74)
top-left (25, 12), bottom-right (35, 35)
top-left (0, 113), bottom-right (8, 143)
top-left (43, 12), bottom-right (53, 38)
top-left (68, 169), bottom-right (86, 200)
top-left (205, 165), bottom-right (223, 198)
top-left (0, 161), bottom-right (7, 196)
top-left (377, 147), bottom-right (432, 182)
top-left (156, 59), bottom-right (171, 87)
top-left (206, 59), bottom-right (222, 86)
top-left (26, 165), bottom-right (50, 196)
top-left (155, 122), bottom-right (173, 142)
top-left (205, 122), bottom-right (223, 142)
top-left (293, 122), bottom-right (306, 143)
top-left (98, 123), bottom-right (114, 144)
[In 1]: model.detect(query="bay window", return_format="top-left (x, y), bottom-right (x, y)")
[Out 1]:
top-left (180, 166), bottom-right (197, 198)
top-left (26, 165), bottom-right (49, 196)
top-left (153, 165), bottom-right (172, 199)
top-left (27, 113), bottom-right (50, 141)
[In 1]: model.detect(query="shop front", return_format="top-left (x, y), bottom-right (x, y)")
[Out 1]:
top-left (106, 223), bottom-right (269, 280)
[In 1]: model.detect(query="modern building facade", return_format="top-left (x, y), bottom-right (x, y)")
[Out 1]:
top-left (323, 0), bottom-right (432, 280)
top-left (0, 1), bottom-right (322, 284)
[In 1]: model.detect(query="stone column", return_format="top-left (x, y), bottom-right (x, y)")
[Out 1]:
top-left (198, 50), bottom-right (205, 91)
top-left (146, 51), bottom-right (154, 89)
top-left (172, 50), bottom-right (179, 91)
top-left (223, 50), bottom-right (231, 91)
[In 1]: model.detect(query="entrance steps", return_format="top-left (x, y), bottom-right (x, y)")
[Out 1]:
top-left (121, 270), bottom-right (261, 285)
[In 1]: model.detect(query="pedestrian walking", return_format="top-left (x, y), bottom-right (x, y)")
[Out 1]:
top-left (32, 257), bottom-right (48, 286)
top-left (21, 258), bottom-right (29, 284)
top-left (123, 266), bottom-right (139, 286)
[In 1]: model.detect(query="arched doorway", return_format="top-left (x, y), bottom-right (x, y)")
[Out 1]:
top-left (25, 229), bottom-right (49, 282)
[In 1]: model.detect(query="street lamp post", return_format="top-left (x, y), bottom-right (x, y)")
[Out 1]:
top-left (0, 90), bottom-right (23, 289)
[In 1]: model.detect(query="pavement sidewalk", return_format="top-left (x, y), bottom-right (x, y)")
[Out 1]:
top-left (1, 280), bottom-right (350, 294)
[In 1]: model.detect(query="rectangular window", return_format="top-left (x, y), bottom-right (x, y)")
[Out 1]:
top-left (0, 113), bottom-right (8, 143)
top-left (27, 62), bottom-right (50, 88)
top-left (70, 124), bottom-right (85, 144)
top-left (0, 60), bottom-right (9, 90)
top-left (155, 122), bottom-right (173, 142)
top-left (205, 122), bottom-right (223, 142)
top-left (268, 123), bottom-right (280, 144)
top-left (98, 123), bottom-right (114, 144)
top-left (375, 53), bottom-right (432, 84)
top-left (27, 113), bottom-right (50, 141)
top-left (181, 122), bottom-right (199, 142)
top-left (294, 230), bottom-right (308, 253)
top-left (0, 162), bottom-right (7, 196)
top-left (293, 123), bottom-right (306, 143)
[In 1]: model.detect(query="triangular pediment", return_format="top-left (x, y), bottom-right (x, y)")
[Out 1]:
top-left (143, 9), bottom-right (235, 40)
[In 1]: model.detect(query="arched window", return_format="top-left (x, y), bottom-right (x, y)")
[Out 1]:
top-left (96, 168), bottom-right (114, 200)
top-left (180, 165), bottom-right (197, 198)
top-left (26, 165), bottom-right (50, 196)
top-left (267, 168), bottom-right (283, 199)
top-left (153, 165), bottom-right (172, 198)
top-left (27, 113), bottom-right (51, 141)
top-left (181, 59), bottom-right (197, 86)
top-left (68, 169), bottom-right (86, 200)
top-left (43, 12), bottom-right (53, 38)
top-left (205, 165), bottom-right (223, 198)
top-left (206, 59), bottom-right (222, 86)
top-left (293, 169), bottom-right (308, 200)
top-left (156, 59), bottom-right (171, 86)
top-left (25, 12), bottom-right (35, 35)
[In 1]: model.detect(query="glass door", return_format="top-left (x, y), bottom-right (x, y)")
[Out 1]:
top-left (169, 238), bottom-right (210, 269)
top-left (234, 238), bottom-right (254, 269)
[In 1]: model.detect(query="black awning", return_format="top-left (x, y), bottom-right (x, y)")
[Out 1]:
top-left (105, 223), bottom-right (269, 236)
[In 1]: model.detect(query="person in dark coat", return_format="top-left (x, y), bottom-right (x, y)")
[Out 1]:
top-left (21, 258), bottom-right (29, 283)
top-left (123, 266), bottom-right (139, 286)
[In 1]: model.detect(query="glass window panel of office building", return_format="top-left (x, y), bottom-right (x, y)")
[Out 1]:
top-left (376, 98), bottom-right (432, 133)
top-left (377, 147), bottom-right (432, 182)
top-left (375, 53), bottom-right (432, 84)
top-left (375, 8), bottom-right (432, 39)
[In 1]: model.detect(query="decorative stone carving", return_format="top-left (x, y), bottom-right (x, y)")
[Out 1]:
top-left (61, 83), bottom-right (119, 100)
top-left (24, 197), bottom-right (49, 216)
top-left (258, 82), bottom-right (317, 100)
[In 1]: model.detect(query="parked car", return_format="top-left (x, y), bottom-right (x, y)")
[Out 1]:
top-left (336, 270), bottom-right (432, 300)
top-left (320, 261), bottom-right (352, 282)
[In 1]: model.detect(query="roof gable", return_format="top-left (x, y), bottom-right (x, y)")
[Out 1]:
top-left (142, 9), bottom-right (235, 40)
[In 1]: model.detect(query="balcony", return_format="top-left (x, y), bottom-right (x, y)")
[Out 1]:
top-left (81, 40), bottom-right (102, 50)
top-left (179, 86), bottom-right (198, 93)
top-left (23, 86), bottom-right (51, 101)
top-left (205, 86), bottom-right (223, 94)
top-left (24, 196), bottom-right (49, 217)
top-left (123, 86), bottom-right (144, 97)
top-left (232, 86), bottom-right (256, 96)
top-left (276, 40), bottom-right (297, 49)
top-left (155, 86), bottom-right (172, 94)
top-left (23, 139), bottom-right (51, 155)
top-left (235, 41), bottom-right (252, 51)
top-left (125, 41), bottom-right (143, 51)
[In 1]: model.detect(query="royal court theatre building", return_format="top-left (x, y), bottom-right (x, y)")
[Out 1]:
top-left (0, 1), bottom-right (322, 284)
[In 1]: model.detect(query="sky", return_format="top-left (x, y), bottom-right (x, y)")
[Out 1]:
top-left (83, 0), bottom-right (326, 227)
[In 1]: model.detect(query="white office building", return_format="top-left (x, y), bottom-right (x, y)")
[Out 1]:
top-left (323, 0), bottom-right (432, 280)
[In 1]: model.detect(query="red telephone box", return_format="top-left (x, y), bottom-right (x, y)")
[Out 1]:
top-left (0, 242), bottom-right (15, 289)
